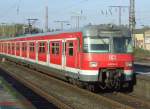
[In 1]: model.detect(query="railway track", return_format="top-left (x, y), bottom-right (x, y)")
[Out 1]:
top-left (101, 92), bottom-right (150, 109)
top-left (133, 61), bottom-right (150, 101)
top-left (0, 61), bottom-right (149, 109)
top-left (0, 61), bottom-right (131, 109)
top-left (133, 74), bottom-right (150, 101)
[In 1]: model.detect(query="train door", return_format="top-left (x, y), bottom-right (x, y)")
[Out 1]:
top-left (29, 42), bottom-right (36, 60)
top-left (50, 41), bottom-right (62, 65)
top-left (8, 43), bottom-right (11, 54)
top-left (16, 42), bottom-right (20, 56)
top-left (66, 39), bottom-right (79, 68)
top-left (12, 43), bottom-right (15, 55)
top-left (22, 42), bottom-right (27, 57)
top-left (0, 43), bottom-right (1, 53)
top-left (3, 43), bottom-right (6, 54)
top-left (38, 41), bottom-right (47, 62)
top-left (2, 43), bottom-right (4, 53)
top-left (0, 43), bottom-right (2, 53)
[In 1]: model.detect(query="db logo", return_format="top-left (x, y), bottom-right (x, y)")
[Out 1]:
top-left (109, 55), bottom-right (117, 61)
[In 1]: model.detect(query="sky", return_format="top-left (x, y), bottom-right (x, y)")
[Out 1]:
top-left (0, 0), bottom-right (150, 29)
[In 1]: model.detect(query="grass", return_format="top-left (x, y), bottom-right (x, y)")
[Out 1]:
top-left (134, 48), bottom-right (150, 60)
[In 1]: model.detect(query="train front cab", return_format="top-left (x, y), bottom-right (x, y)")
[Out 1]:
top-left (78, 25), bottom-right (134, 90)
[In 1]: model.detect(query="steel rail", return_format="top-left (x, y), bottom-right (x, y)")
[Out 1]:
top-left (0, 61), bottom-right (135, 109)
top-left (101, 92), bottom-right (150, 109)
top-left (0, 62), bottom-right (72, 109)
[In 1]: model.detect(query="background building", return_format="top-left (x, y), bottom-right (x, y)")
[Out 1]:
top-left (133, 28), bottom-right (150, 50)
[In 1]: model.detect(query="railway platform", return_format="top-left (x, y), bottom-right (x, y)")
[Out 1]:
top-left (0, 76), bottom-right (36, 109)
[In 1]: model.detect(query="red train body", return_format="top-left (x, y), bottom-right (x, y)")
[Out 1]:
top-left (0, 25), bottom-right (134, 90)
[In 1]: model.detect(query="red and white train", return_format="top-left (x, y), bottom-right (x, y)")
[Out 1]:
top-left (0, 25), bottom-right (134, 90)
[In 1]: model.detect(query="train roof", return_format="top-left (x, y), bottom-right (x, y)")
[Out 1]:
top-left (0, 24), bottom-right (131, 41)
top-left (82, 24), bottom-right (131, 37)
top-left (0, 29), bottom-right (82, 41)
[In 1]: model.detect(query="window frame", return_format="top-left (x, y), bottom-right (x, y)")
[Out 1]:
top-left (22, 42), bottom-right (27, 51)
top-left (12, 43), bottom-right (15, 51)
top-left (29, 42), bottom-right (35, 52)
top-left (8, 43), bottom-right (11, 51)
top-left (38, 42), bottom-right (46, 53)
top-left (51, 42), bottom-right (60, 55)
top-left (68, 41), bottom-right (74, 56)
top-left (16, 42), bottom-right (20, 51)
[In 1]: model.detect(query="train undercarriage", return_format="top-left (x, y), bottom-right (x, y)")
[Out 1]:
top-left (67, 68), bottom-right (134, 92)
top-left (98, 68), bottom-right (134, 92)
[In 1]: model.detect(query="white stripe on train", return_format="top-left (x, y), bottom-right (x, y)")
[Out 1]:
top-left (0, 53), bottom-right (99, 76)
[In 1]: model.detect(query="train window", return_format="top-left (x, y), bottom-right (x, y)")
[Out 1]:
top-left (52, 43), bottom-right (55, 54)
top-left (22, 42), bottom-right (27, 51)
top-left (52, 42), bottom-right (59, 54)
top-left (16, 43), bottom-right (20, 50)
top-left (29, 42), bottom-right (35, 52)
top-left (3, 43), bottom-right (5, 51)
top-left (2, 43), bottom-right (3, 48)
top-left (113, 37), bottom-right (133, 53)
top-left (49, 44), bottom-right (50, 53)
top-left (68, 42), bottom-right (73, 56)
top-left (4, 43), bottom-right (6, 51)
top-left (1, 43), bottom-right (3, 52)
top-left (0, 43), bottom-right (2, 52)
top-left (83, 37), bottom-right (110, 53)
top-left (1, 43), bottom-right (2, 51)
top-left (8, 43), bottom-right (11, 51)
top-left (2, 43), bottom-right (4, 52)
top-left (1, 44), bottom-right (2, 51)
top-left (12, 43), bottom-right (15, 51)
top-left (0, 43), bottom-right (1, 49)
top-left (3, 43), bottom-right (5, 52)
top-left (4, 43), bottom-right (7, 51)
top-left (39, 42), bottom-right (45, 53)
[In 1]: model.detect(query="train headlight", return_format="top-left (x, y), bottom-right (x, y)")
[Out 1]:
top-left (125, 62), bottom-right (133, 67)
top-left (89, 62), bottom-right (98, 68)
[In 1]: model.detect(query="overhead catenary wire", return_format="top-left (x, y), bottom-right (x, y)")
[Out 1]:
top-left (0, 0), bottom-right (21, 20)
top-left (46, 0), bottom-right (89, 17)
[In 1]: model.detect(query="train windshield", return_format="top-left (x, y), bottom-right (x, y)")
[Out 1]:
top-left (113, 37), bottom-right (133, 53)
top-left (83, 37), bottom-right (133, 53)
top-left (83, 37), bottom-right (110, 53)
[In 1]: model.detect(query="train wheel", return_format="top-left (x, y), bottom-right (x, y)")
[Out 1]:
top-left (86, 83), bottom-right (96, 92)
top-left (68, 78), bottom-right (77, 86)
